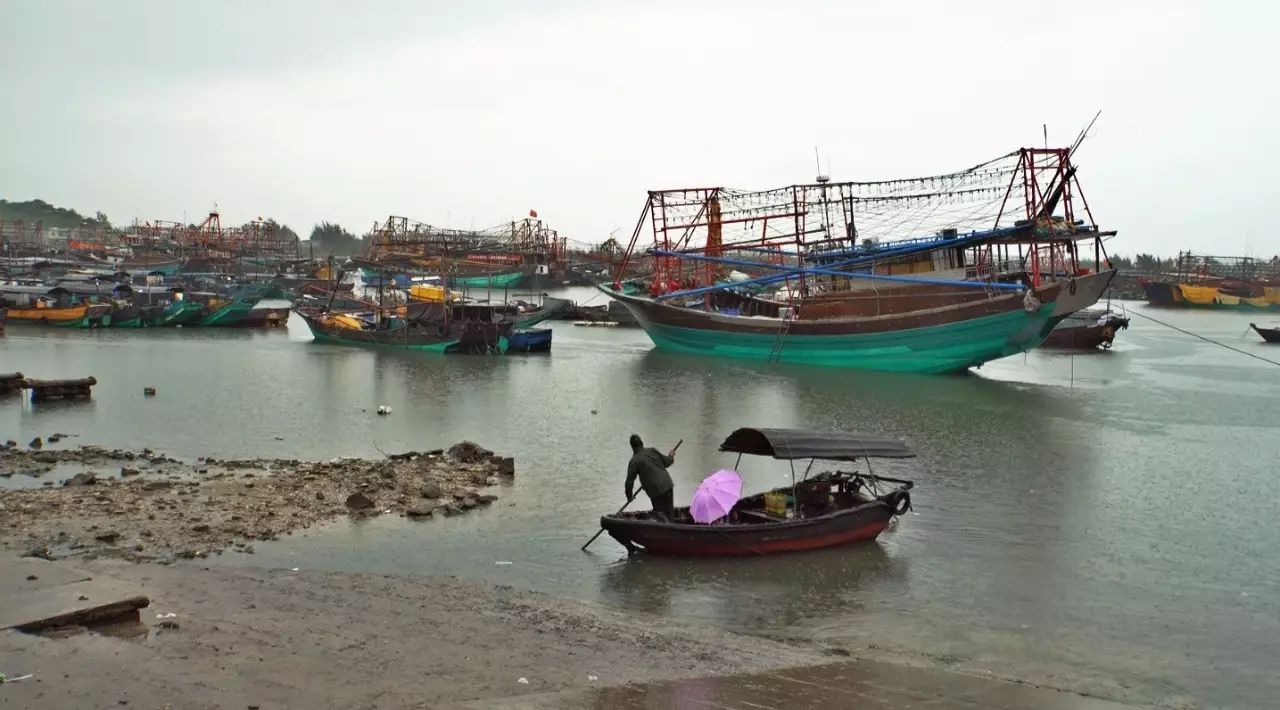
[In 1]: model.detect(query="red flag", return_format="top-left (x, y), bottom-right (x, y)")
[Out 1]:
top-left (529, 209), bottom-right (538, 218)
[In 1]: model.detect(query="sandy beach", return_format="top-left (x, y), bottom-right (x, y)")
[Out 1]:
top-left (0, 560), bottom-right (1130, 709)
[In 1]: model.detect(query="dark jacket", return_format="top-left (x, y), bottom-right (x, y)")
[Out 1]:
top-left (626, 447), bottom-right (674, 499)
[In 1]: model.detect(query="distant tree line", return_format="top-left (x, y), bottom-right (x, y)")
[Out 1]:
top-left (0, 199), bottom-right (111, 229)
top-left (305, 221), bottom-right (363, 256)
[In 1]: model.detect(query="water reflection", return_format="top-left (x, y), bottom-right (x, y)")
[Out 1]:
top-left (599, 543), bottom-right (907, 631)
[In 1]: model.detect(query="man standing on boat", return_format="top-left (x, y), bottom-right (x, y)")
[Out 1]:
top-left (625, 434), bottom-right (676, 521)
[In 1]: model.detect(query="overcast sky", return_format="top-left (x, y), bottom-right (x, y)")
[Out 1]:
top-left (1, 0), bottom-right (1274, 256)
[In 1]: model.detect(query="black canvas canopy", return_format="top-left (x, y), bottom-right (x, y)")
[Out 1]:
top-left (719, 427), bottom-right (914, 461)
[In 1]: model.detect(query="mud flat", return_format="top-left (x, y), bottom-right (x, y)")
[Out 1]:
top-left (0, 440), bottom-right (511, 562)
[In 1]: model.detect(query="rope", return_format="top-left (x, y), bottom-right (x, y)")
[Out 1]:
top-left (1128, 310), bottom-right (1280, 368)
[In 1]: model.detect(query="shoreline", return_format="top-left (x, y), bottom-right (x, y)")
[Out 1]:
top-left (0, 442), bottom-right (1184, 708)
top-left (0, 559), bottom-right (1132, 710)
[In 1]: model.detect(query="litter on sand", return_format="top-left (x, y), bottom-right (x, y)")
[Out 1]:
top-left (516, 677), bottom-right (529, 685)
top-left (495, 561), bottom-right (513, 566)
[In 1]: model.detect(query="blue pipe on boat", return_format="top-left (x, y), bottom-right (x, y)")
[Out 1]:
top-left (648, 250), bottom-right (1022, 302)
top-left (641, 226), bottom-right (1027, 301)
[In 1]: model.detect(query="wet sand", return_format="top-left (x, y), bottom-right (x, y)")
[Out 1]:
top-left (0, 561), bottom-right (1132, 710)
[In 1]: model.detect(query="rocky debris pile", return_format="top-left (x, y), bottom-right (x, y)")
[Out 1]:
top-left (0, 442), bottom-right (513, 563)
top-left (1, 443), bottom-right (183, 480)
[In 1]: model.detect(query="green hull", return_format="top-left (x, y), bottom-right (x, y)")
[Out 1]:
top-left (198, 300), bottom-right (258, 327)
top-left (47, 314), bottom-right (111, 329)
top-left (307, 328), bottom-right (457, 351)
top-left (635, 303), bottom-right (1057, 373)
top-left (452, 271), bottom-right (524, 289)
top-left (111, 316), bottom-right (145, 328)
top-left (151, 301), bottom-right (205, 326)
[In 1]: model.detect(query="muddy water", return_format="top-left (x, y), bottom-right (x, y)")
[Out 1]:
top-left (1, 292), bottom-right (1277, 707)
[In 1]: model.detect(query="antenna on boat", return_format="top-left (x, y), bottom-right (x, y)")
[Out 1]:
top-left (814, 146), bottom-right (830, 183)
top-left (1069, 110), bottom-right (1102, 158)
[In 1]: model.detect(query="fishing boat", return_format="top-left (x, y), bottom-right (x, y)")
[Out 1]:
top-left (299, 295), bottom-right (570, 352)
top-left (1141, 253), bottom-right (1280, 311)
top-left (600, 427), bottom-right (915, 556)
top-left (506, 328), bottom-right (553, 353)
top-left (2, 301), bottom-right (112, 328)
top-left (197, 295), bottom-right (261, 326)
top-left (450, 270), bottom-right (525, 289)
top-left (1251, 323), bottom-right (1280, 343)
top-left (604, 146), bottom-right (1117, 372)
top-left (148, 298), bottom-right (205, 326)
top-left (1040, 308), bottom-right (1130, 349)
top-left (107, 302), bottom-right (152, 328)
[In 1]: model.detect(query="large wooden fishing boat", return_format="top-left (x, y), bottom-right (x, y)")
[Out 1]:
top-left (600, 427), bottom-right (915, 556)
top-left (604, 145), bottom-right (1117, 373)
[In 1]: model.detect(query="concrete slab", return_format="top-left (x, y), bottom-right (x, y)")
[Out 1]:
top-left (0, 555), bottom-right (149, 631)
top-left (458, 660), bottom-right (1134, 710)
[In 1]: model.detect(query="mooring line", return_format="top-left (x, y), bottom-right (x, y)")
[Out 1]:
top-left (1128, 309), bottom-right (1280, 368)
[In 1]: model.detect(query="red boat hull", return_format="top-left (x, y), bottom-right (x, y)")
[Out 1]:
top-left (601, 502), bottom-right (894, 556)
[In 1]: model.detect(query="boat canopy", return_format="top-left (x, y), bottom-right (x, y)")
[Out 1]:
top-left (719, 427), bottom-right (914, 460)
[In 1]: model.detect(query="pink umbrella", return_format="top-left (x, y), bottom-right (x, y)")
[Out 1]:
top-left (689, 469), bottom-right (743, 524)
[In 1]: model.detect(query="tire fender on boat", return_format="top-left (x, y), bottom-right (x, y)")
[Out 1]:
top-left (882, 490), bottom-right (912, 516)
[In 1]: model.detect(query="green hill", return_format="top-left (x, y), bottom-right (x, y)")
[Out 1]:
top-left (0, 199), bottom-right (109, 229)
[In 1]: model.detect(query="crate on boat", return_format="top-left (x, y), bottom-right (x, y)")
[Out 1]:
top-left (764, 491), bottom-right (790, 517)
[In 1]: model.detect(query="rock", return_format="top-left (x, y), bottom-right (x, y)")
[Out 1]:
top-left (95, 530), bottom-right (121, 543)
top-left (32, 452), bottom-right (57, 463)
top-left (421, 481), bottom-right (443, 499)
top-left (436, 503), bottom-right (463, 517)
top-left (144, 387), bottom-right (157, 397)
top-left (5, 440), bottom-right (16, 448)
top-left (476, 494), bottom-right (498, 505)
top-left (345, 492), bottom-right (375, 510)
top-left (29, 437), bottom-right (43, 449)
top-left (315, 491), bottom-right (325, 501)
top-left (142, 480), bottom-right (172, 491)
top-left (496, 457), bottom-right (515, 476)
top-left (405, 503), bottom-right (434, 518)
top-left (461, 497), bottom-right (478, 510)
top-left (468, 470), bottom-right (490, 486)
top-left (120, 467), bottom-right (141, 477)
top-left (65, 472), bottom-right (98, 487)
top-left (447, 441), bottom-right (492, 464)
top-left (191, 524), bottom-right (210, 533)
top-left (26, 574), bottom-right (38, 581)
top-left (48, 433), bottom-right (65, 443)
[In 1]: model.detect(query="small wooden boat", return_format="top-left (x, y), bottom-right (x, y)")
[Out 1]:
top-left (1040, 309), bottom-right (1130, 349)
top-left (600, 427), bottom-right (915, 556)
top-left (1251, 323), bottom-right (1280, 343)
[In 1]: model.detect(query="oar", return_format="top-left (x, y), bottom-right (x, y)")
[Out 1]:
top-left (581, 495), bottom-right (636, 551)
top-left (581, 439), bottom-right (682, 552)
